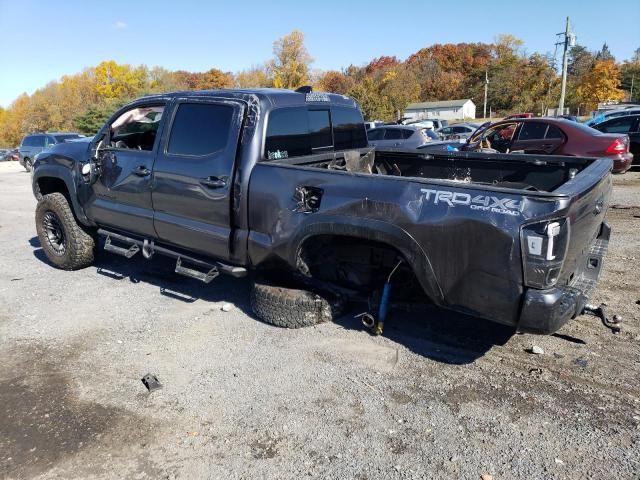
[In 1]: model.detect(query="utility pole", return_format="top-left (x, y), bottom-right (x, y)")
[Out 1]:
top-left (483, 70), bottom-right (489, 119)
top-left (557, 16), bottom-right (574, 114)
top-left (631, 74), bottom-right (635, 101)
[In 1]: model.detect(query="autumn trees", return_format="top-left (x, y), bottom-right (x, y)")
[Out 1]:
top-left (0, 30), bottom-right (636, 147)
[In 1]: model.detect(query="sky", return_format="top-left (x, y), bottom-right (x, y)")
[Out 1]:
top-left (0, 0), bottom-right (639, 107)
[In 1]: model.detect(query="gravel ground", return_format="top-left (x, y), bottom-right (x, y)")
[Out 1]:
top-left (0, 161), bottom-right (639, 480)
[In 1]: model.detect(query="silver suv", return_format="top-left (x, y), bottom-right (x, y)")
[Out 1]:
top-left (19, 132), bottom-right (83, 171)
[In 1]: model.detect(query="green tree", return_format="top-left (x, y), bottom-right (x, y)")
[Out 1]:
top-left (595, 43), bottom-right (615, 62)
top-left (347, 77), bottom-right (393, 121)
top-left (73, 98), bottom-right (130, 135)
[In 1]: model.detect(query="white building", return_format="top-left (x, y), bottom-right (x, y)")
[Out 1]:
top-left (404, 99), bottom-right (476, 121)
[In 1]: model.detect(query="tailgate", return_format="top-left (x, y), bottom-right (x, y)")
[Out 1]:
top-left (555, 159), bottom-right (613, 288)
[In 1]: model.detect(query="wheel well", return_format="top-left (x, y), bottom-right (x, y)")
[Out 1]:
top-left (296, 235), bottom-right (423, 298)
top-left (37, 177), bottom-right (70, 200)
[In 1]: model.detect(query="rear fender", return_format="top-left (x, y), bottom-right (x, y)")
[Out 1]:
top-left (290, 215), bottom-right (445, 305)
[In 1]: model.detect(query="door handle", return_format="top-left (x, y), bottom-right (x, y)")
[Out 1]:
top-left (133, 165), bottom-right (151, 177)
top-left (200, 176), bottom-right (227, 188)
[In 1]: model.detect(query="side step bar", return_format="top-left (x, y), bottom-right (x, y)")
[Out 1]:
top-left (175, 257), bottom-right (218, 284)
top-left (104, 235), bottom-right (140, 258)
top-left (97, 229), bottom-right (247, 280)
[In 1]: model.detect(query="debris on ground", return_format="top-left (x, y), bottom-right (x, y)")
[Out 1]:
top-left (481, 474), bottom-right (494, 480)
top-left (555, 458), bottom-right (565, 466)
top-left (528, 345), bottom-right (544, 355)
top-left (141, 373), bottom-right (163, 392)
top-left (221, 303), bottom-right (233, 312)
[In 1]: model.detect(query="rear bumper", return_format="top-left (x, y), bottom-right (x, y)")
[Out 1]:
top-left (517, 221), bottom-right (610, 334)
top-left (611, 153), bottom-right (633, 173)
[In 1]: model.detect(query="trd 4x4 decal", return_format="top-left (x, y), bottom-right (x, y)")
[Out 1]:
top-left (420, 188), bottom-right (524, 216)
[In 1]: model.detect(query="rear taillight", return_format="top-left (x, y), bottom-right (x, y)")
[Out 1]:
top-left (521, 219), bottom-right (570, 289)
top-left (605, 137), bottom-right (628, 155)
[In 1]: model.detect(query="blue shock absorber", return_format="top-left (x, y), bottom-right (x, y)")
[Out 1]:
top-left (374, 281), bottom-right (392, 335)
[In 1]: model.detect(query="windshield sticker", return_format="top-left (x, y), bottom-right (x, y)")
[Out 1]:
top-left (268, 149), bottom-right (288, 160)
top-left (421, 188), bottom-right (524, 216)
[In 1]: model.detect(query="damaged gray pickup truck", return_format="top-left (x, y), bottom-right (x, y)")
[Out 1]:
top-left (31, 88), bottom-right (612, 334)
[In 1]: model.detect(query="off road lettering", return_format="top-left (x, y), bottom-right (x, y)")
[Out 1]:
top-left (421, 189), bottom-right (524, 216)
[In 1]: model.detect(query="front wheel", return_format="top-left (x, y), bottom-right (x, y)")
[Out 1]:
top-left (35, 193), bottom-right (95, 270)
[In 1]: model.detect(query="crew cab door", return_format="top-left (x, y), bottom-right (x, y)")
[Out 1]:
top-left (87, 101), bottom-right (166, 237)
top-left (151, 98), bottom-right (244, 259)
top-left (510, 122), bottom-right (565, 154)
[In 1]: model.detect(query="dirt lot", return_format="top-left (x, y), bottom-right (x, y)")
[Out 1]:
top-left (0, 161), bottom-right (638, 479)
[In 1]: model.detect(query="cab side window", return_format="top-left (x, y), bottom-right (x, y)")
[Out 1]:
top-left (518, 122), bottom-right (547, 140)
top-left (110, 105), bottom-right (165, 151)
top-left (167, 103), bottom-right (233, 156)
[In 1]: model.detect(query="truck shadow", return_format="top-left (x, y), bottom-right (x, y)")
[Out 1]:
top-left (30, 236), bottom-right (514, 364)
top-left (333, 307), bottom-right (515, 365)
top-left (30, 237), bottom-right (252, 314)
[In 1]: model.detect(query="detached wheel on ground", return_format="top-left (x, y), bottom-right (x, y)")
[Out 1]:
top-left (250, 277), bottom-right (345, 328)
top-left (35, 192), bottom-right (95, 270)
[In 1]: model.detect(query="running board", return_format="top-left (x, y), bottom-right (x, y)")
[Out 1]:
top-left (175, 257), bottom-right (218, 284)
top-left (104, 235), bottom-right (140, 258)
top-left (97, 229), bottom-right (247, 279)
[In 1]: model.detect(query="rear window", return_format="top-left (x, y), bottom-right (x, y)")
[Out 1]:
top-left (308, 110), bottom-right (332, 150)
top-left (264, 106), bottom-right (366, 160)
top-left (332, 107), bottom-right (367, 150)
top-left (168, 103), bottom-right (234, 156)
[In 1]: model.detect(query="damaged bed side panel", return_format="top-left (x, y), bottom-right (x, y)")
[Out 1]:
top-left (246, 162), bottom-right (565, 327)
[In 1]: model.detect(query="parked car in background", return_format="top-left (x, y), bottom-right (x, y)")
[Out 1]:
top-left (19, 132), bottom-right (84, 171)
top-left (592, 114), bottom-right (639, 166)
top-left (364, 121), bottom-right (385, 130)
top-left (0, 149), bottom-right (10, 161)
top-left (554, 114), bottom-right (578, 122)
top-left (585, 108), bottom-right (640, 127)
top-left (8, 148), bottom-right (20, 161)
top-left (405, 118), bottom-right (449, 130)
top-left (504, 113), bottom-right (534, 119)
top-left (367, 124), bottom-right (434, 148)
top-left (419, 118), bottom-right (633, 173)
top-left (436, 123), bottom-right (479, 141)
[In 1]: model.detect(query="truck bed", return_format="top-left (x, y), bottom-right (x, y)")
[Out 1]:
top-left (247, 148), bottom-right (612, 331)
top-left (276, 148), bottom-right (595, 193)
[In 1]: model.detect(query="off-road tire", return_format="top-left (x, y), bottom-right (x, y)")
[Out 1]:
top-left (35, 193), bottom-right (95, 270)
top-left (250, 277), bottom-right (345, 328)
